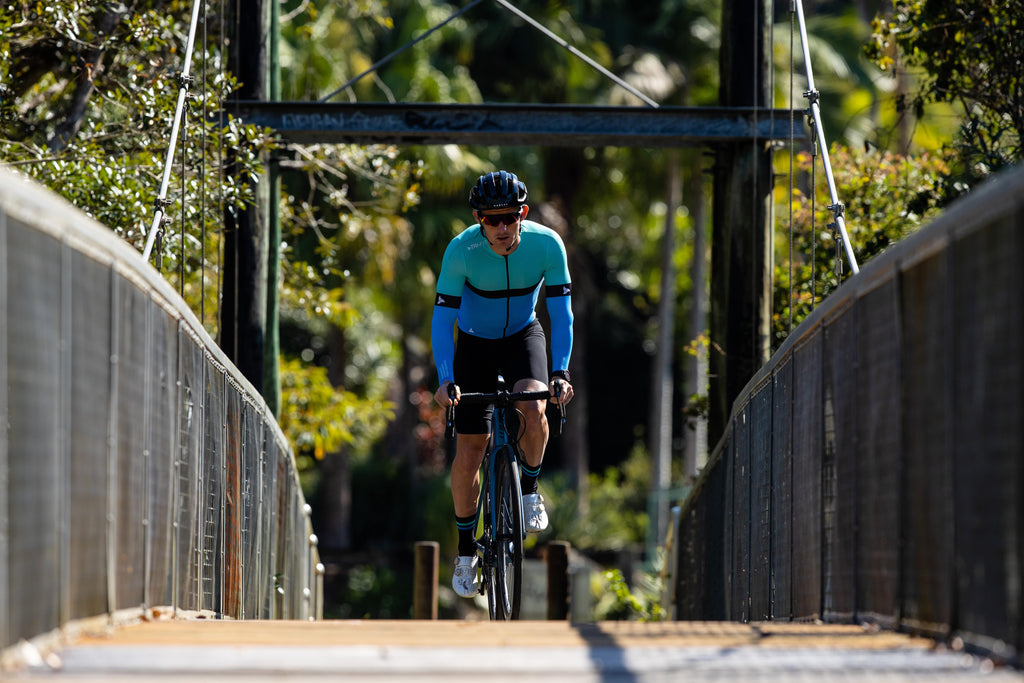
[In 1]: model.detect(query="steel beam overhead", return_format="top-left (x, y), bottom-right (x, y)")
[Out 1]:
top-left (235, 102), bottom-right (805, 147)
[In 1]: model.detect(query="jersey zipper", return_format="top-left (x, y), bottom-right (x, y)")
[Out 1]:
top-left (503, 255), bottom-right (511, 337)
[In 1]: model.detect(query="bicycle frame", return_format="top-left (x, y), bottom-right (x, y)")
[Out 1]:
top-left (445, 378), bottom-right (556, 620)
top-left (479, 440), bottom-right (522, 620)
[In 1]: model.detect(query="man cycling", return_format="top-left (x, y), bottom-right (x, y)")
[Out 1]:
top-left (432, 170), bottom-right (575, 599)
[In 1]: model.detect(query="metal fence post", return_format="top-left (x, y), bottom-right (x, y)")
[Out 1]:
top-left (1, 205), bottom-right (9, 648)
top-left (106, 268), bottom-right (120, 619)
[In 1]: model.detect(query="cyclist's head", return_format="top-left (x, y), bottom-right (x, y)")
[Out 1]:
top-left (469, 170), bottom-right (528, 211)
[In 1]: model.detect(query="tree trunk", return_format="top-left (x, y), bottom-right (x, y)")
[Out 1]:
top-left (540, 148), bottom-right (591, 513)
top-left (683, 150), bottom-right (709, 478)
top-left (709, 0), bottom-right (774, 447)
top-left (47, 7), bottom-right (125, 151)
top-left (221, 0), bottom-right (270, 393)
top-left (649, 152), bottom-right (680, 544)
top-left (315, 325), bottom-right (353, 551)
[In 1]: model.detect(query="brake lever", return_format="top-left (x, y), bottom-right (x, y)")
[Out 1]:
top-left (553, 383), bottom-right (567, 437)
top-left (444, 383), bottom-right (457, 441)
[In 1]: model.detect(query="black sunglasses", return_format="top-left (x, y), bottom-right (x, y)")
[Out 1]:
top-left (479, 211), bottom-right (522, 227)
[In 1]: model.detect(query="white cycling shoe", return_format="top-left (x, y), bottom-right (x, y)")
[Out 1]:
top-left (523, 493), bottom-right (549, 533)
top-left (452, 555), bottom-right (479, 598)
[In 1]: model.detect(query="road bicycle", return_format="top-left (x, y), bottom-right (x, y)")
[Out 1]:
top-left (445, 377), bottom-right (565, 620)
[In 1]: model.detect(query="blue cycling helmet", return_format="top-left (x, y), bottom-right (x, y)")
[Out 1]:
top-left (469, 170), bottom-right (528, 210)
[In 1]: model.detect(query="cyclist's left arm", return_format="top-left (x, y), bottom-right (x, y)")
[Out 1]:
top-left (546, 288), bottom-right (572, 375)
top-left (543, 231), bottom-right (574, 403)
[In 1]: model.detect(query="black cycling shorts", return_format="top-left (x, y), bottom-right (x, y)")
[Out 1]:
top-left (453, 319), bottom-right (548, 435)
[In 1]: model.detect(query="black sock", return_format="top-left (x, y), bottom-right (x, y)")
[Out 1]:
top-left (456, 514), bottom-right (477, 556)
top-left (520, 463), bottom-right (541, 495)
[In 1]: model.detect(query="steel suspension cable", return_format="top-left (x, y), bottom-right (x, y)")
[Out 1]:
top-left (319, 0), bottom-right (486, 102)
top-left (141, 0), bottom-right (205, 262)
top-left (794, 0), bottom-right (858, 275)
top-left (319, 0), bottom-right (658, 109)
top-left (491, 0), bottom-right (658, 108)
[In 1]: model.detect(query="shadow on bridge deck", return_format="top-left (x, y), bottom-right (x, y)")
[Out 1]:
top-left (5, 617), bottom-right (1023, 682)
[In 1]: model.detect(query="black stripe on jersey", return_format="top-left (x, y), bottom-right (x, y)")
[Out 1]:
top-left (465, 280), bottom-right (541, 299)
top-left (434, 293), bottom-right (462, 308)
top-left (545, 283), bottom-right (572, 297)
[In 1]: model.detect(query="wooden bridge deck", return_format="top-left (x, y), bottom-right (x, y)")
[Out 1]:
top-left (5, 617), bottom-right (1024, 681)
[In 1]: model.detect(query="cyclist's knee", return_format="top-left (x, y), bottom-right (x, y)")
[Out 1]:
top-left (455, 434), bottom-right (489, 458)
top-left (513, 377), bottom-right (546, 393)
top-left (520, 401), bottom-right (546, 427)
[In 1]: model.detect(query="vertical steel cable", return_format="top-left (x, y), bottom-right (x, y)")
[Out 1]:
top-left (789, 1), bottom-right (795, 332)
top-left (180, 98), bottom-right (187, 299)
top-left (217, 0), bottom-right (225, 339)
top-left (810, 128), bottom-right (817, 307)
top-left (230, 0), bottom-right (240, 361)
top-left (794, 0), bottom-right (859, 276)
top-left (200, 1), bottom-right (208, 328)
top-left (752, 3), bottom-right (760, 364)
top-left (142, 0), bottom-right (204, 262)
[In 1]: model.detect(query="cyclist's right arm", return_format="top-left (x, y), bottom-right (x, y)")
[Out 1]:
top-left (431, 239), bottom-right (466, 407)
top-left (431, 302), bottom-right (459, 405)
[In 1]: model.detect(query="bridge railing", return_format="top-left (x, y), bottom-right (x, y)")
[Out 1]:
top-left (0, 168), bottom-right (321, 657)
top-left (676, 163), bottom-right (1024, 657)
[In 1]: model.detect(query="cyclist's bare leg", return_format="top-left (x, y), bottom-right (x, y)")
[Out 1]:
top-left (513, 378), bottom-right (549, 469)
top-left (451, 433), bottom-right (490, 517)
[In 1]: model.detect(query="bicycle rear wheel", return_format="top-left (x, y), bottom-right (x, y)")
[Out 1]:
top-left (487, 445), bottom-right (524, 620)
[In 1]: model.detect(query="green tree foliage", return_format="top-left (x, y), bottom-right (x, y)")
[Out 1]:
top-left (768, 3), bottom-right (983, 346)
top-left (775, 9), bottom-right (889, 151)
top-left (0, 0), bottom-right (269, 327)
top-left (771, 144), bottom-right (950, 346)
top-left (543, 444), bottom-right (652, 551)
top-left (866, 0), bottom-right (1024, 189)
top-left (278, 355), bottom-right (394, 485)
top-left (6, 0), bottom-right (979, 619)
top-left (0, 0), bottom-right (416, 470)
top-left (595, 567), bottom-right (667, 621)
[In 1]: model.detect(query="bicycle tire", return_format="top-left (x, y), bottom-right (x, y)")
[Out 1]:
top-left (488, 445), bottom-right (523, 620)
top-left (480, 459), bottom-right (499, 621)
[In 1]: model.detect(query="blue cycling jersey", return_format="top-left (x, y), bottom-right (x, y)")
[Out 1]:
top-left (431, 220), bottom-right (573, 385)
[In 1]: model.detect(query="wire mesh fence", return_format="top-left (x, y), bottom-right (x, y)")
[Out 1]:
top-left (675, 164), bottom-right (1024, 658)
top-left (0, 168), bottom-right (321, 652)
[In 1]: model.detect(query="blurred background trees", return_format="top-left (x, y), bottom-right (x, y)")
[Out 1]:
top-left (3, 0), bottom-right (1021, 619)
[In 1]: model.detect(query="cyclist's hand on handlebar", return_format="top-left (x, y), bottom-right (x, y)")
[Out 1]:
top-left (435, 380), bottom-right (461, 407)
top-left (549, 378), bottom-right (573, 405)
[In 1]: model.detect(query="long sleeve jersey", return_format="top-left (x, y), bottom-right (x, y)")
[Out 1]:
top-left (431, 220), bottom-right (574, 385)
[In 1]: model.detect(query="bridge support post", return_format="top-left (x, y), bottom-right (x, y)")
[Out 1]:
top-left (545, 541), bottom-right (570, 620)
top-left (413, 541), bottom-right (439, 619)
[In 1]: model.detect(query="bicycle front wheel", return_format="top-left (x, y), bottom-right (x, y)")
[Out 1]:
top-left (488, 445), bottom-right (524, 620)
